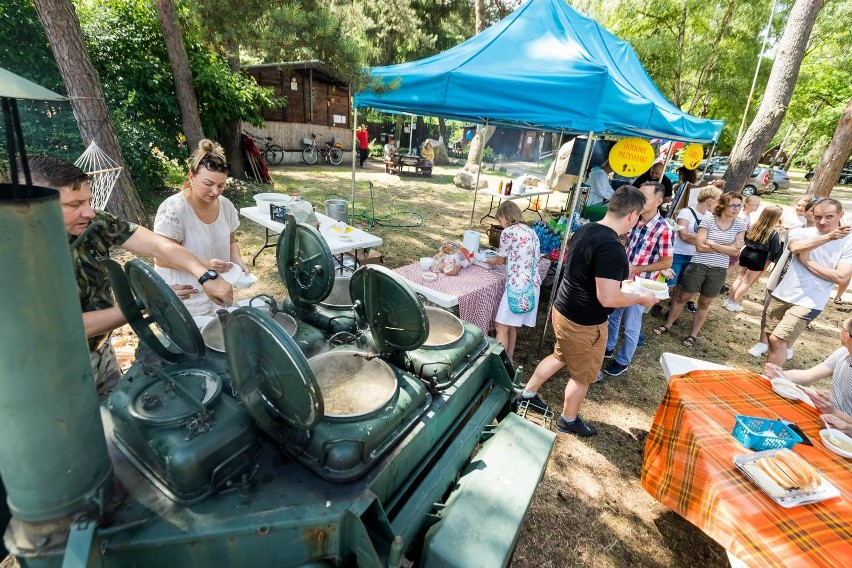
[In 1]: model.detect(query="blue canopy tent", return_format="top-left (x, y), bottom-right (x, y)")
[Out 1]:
top-left (354, 0), bottom-right (723, 141)
top-left (352, 0), bottom-right (724, 347)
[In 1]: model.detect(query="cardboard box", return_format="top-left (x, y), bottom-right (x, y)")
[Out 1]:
top-left (346, 248), bottom-right (384, 265)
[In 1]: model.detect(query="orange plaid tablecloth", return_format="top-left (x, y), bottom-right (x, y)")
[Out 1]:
top-left (642, 369), bottom-right (852, 568)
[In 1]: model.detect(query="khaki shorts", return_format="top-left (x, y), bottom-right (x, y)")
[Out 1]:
top-left (680, 263), bottom-right (727, 297)
top-left (552, 309), bottom-right (608, 386)
top-left (90, 340), bottom-right (123, 401)
top-left (765, 297), bottom-right (822, 344)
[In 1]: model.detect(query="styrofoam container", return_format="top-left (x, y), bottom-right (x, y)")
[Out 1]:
top-left (254, 193), bottom-right (292, 209)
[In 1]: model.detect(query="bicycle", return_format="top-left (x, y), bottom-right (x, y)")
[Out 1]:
top-left (301, 133), bottom-right (344, 166)
top-left (245, 131), bottom-right (284, 166)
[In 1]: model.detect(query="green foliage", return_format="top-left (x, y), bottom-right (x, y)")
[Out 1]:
top-left (0, 0), bottom-right (81, 162)
top-left (0, 0), bottom-right (273, 195)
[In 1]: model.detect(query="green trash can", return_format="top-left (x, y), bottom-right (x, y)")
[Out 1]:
top-left (582, 203), bottom-right (608, 222)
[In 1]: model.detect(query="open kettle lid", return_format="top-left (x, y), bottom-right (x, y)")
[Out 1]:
top-left (221, 307), bottom-right (323, 434)
top-left (276, 216), bottom-right (335, 308)
top-left (106, 258), bottom-right (205, 362)
top-left (350, 265), bottom-right (428, 352)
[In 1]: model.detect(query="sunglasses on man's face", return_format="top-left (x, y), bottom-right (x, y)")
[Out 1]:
top-left (200, 158), bottom-right (230, 173)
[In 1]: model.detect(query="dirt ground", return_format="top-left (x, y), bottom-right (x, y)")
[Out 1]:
top-left (6, 161), bottom-right (845, 567)
top-left (224, 160), bottom-right (845, 567)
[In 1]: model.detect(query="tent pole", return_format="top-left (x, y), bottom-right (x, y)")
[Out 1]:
top-left (661, 141), bottom-right (674, 180)
top-left (468, 119), bottom-right (489, 227)
top-left (697, 141), bottom-right (718, 183)
top-left (350, 106), bottom-right (358, 223)
top-left (409, 114), bottom-right (415, 152)
top-left (537, 131), bottom-right (595, 359)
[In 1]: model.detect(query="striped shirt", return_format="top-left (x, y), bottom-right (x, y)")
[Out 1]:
top-left (824, 347), bottom-right (852, 415)
top-left (691, 215), bottom-right (746, 268)
top-left (625, 213), bottom-right (673, 280)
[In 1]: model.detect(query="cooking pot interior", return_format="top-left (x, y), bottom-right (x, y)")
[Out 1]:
top-left (320, 275), bottom-right (353, 309)
top-left (309, 352), bottom-right (397, 418)
top-left (201, 310), bottom-right (296, 353)
top-left (423, 306), bottom-right (464, 347)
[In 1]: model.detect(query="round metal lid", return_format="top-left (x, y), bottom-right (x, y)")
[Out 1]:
top-left (107, 259), bottom-right (204, 361)
top-left (128, 369), bottom-right (222, 425)
top-left (276, 216), bottom-right (334, 308)
top-left (221, 307), bottom-right (323, 433)
top-left (350, 265), bottom-right (428, 352)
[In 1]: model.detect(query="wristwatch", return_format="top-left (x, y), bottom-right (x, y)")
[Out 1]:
top-left (198, 269), bottom-right (219, 285)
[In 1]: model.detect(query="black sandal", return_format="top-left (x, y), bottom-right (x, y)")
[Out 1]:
top-left (682, 335), bottom-right (697, 347)
top-left (653, 325), bottom-right (670, 336)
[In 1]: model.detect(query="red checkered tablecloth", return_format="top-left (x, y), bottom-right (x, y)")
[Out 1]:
top-left (642, 369), bottom-right (852, 567)
top-left (395, 261), bottom-right (550, 334)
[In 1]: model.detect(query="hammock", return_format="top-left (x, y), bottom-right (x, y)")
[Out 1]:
top-left (74, 141), bottom-right (122, 210)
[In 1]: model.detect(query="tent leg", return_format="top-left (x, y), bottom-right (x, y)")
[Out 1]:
top-left (350, 107), bottom-right (358, 223)
top-left (697, 141), bottom-right (717, 183)
top-left (468, 118), bottom-right (489, 228)
top-left (537, 131), bottom-right (595, 359)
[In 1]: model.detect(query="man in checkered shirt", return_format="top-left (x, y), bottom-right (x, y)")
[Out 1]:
top-left (602, 182), bottom-right (673, 377)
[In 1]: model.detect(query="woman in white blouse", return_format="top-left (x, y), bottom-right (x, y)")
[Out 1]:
top-left (154, 139), bottom-right (246, 316)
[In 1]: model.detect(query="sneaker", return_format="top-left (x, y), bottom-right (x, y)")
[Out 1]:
top-left (637, 334), bottom-right (645, 347)
top-left (787, 348), bottom-right (793, 361)
top-left (604, 348), bottom-right (614, 359)
top-left (720, 285), bottom-right (730, 294)
top-left (517, 393), bottom-right (550, 414)
top-left (685, 301), bottom-right (697, 313)
top-left (724, 301), bottom-right (744, 312)
top-left (747, 343), bottom-right (768, 357)
top-left (603, 360), bottom-right (629, 377)
top-left (649, 304), bottom-right (662, 318)
top-left (556, 415), bottom-right (598, 437)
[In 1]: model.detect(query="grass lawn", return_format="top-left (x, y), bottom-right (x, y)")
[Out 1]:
top-left (97, 160), bottom-right (851, 568)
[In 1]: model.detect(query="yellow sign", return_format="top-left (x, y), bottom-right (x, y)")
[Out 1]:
top-left (683, 144), bottom-right (704, 170)
top-left (608, 138), bottom-right (655, 177)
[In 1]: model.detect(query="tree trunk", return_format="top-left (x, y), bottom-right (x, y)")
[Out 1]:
top-left (438, 117), bottom-right (447, 143)
top-left (723, 0), bottom-right (825, 193)
top-left (474, 0), bottom-right (485, 34)
top-left (808, 96), bottom-right (852, 198)
top-left (222, 50), bottom-right (244, 179)
top-left (687, 0), bottom-right (736, 114)
top-left (155, 0), bottom-right (205, 153)
top-left (783, 101), bottom-right (823, 170)
top-left (33, 0), bottom-right (148, 225)
top-left (672, 2), bottom-right (687, 106)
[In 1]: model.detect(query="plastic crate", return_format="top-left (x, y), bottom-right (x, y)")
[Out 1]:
top-left (732, 415), bottom-right (802, 451)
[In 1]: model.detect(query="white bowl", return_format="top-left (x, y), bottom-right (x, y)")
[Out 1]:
top-left (420, 257), bottom-right (433, 271)
top-left (192, 315), bottom-right (214, 329)
top-left (819, 428), bottom-right (852, 458)
top-left (338, 233), bottom-right (353, 242)
top-left (254, 193), bottom-right (292, 209)
top-left (422, 271), bottom-right (437, 281)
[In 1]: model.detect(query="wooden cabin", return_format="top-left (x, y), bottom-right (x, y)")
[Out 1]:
top-left (242, 61), bottom-right (353, 156)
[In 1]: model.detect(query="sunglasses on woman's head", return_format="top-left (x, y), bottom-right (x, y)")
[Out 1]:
top-left (200, 158), bottom-right (230, 173)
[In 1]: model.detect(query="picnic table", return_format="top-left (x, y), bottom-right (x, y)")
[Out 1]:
top-left (642, 354), bottom-right (852, 568)
top-left (384, 154), bottom-right (432, 177)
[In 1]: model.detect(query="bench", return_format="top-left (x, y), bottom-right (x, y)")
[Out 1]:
top-left (385, 156), bottom-right (432, 177)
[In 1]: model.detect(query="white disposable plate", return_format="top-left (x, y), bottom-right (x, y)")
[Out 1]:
top-left (221, 264), bottom-right (244, 284)
top-left (234, 273), bottom-right (258, 289)
top-left (819, 429), bottom-right (852, 458)
top-left (733, 448), bottom-right (841, 508)
top-left (338, 233), bottom-right (353, 241)
top-left (771, 378), bottom-right (803, 401)
top-left (422, 271), bottom-right (437, 281)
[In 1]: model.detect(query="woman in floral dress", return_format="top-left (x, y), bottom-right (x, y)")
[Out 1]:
top-left (487, 201), bottom-right (541, 361)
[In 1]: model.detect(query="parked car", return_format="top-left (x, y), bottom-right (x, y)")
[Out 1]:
top-left (769, 169), bottom-right (790, 192)
top-left (805, 167), bottom-right (852, 184)
top-left (697, 156), bottom-right (728, 171)
top-left (703, 164), bottom-right (775, 196)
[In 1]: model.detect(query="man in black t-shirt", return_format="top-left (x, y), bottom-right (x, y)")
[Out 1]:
top-left (633, 162), bottom-right (673, 203)
top-left (519, 186), bottom-right (658, 436)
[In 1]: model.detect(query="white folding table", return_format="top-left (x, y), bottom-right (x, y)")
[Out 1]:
top-left (239, 206), bottom-right (383, 266)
